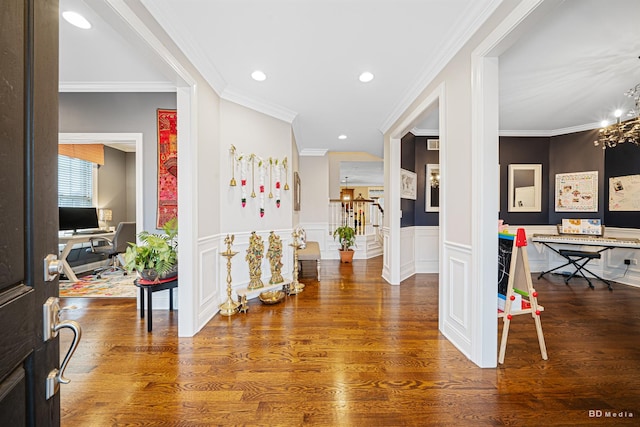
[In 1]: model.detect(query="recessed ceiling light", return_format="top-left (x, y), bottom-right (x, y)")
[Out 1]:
top-left (62, 11), bottom-right (92, 29)
top-left (338, 134), bottom-right (347, 140)
top-left (251, 70), bottom-right (267, 81)
top-left (359, 72), bottom-right (374, 83)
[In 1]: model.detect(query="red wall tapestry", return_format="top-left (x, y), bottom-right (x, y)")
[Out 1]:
top-left (157, 109), bottom-right (178, 228)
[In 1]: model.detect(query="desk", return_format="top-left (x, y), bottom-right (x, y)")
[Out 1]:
top-left (59, 231), bottom-right (114, 282)
top-left (134, 277), bottom-right (178, 332)
top-left (532, 234), bottom-right (640, 290)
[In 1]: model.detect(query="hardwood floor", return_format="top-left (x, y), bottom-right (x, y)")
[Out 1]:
top-left (60, 256), bottom-right (640, 426)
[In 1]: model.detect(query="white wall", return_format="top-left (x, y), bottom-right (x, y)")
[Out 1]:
top-left (299, 155), bottom-right (329, 224)
top-left (383, 0), bottom-right (524, 367)
top-left (219, 100), bottom-right (294, 233)
top-left (125, 152), bottom-right (136, 221)
top-left (96, 146), bottom-right (128, 225)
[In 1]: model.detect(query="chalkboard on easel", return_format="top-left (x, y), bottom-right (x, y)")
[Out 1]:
top-left (498, 233), bottom-right (515, 295)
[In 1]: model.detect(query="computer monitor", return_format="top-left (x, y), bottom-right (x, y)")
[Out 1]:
top-left (58, 207), bottom-right (99, 232)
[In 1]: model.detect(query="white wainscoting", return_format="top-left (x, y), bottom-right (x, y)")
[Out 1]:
top-left (439, 240), bottom-right (473, 358)
top-left (196, 235), bottom-right (221, 329)
top-left (415, 226), bottom-right (440, 273)
top-left (400, 227), bottom-right (416, 281)
top-left (382, 226), bottom-right (391, 282)
top-left (300, 222), bottom-right (383, 261)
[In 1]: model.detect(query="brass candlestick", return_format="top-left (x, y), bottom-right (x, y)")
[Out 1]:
top-left (288, 229), bottom-right (304, 295)
top-left (219, 234), bottom-right (240, 316)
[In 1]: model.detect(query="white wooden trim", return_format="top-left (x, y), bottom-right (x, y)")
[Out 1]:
top-left (105, 0), bottom-right (201, 337)
top-left (469, 0), bottom-right (555, 367)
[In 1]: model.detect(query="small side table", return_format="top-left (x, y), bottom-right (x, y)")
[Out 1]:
top-left (134, 276), bottom-right (178, 332)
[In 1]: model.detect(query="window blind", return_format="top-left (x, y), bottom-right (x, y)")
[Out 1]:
top-left (58, 155), bottom-right (94, 207)
top-left (58, 143), bottom-right (104, 165)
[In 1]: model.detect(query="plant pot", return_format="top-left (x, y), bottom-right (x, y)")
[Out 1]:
top-left (339, 249), bottom-right (354, 263)
top-left (140, 268), bottom-right (158, 281)
top-left (139, 264), bottom-right (178, 282)
top-left (159, 264), bottom-right (178, 280)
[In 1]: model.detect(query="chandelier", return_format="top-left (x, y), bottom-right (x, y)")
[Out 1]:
top-left (429, 171), bottom-right (440, 188)
top-left (594, 82), bottom-right (640, 149)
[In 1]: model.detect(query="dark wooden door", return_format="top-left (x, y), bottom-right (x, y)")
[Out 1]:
top-left (0, 0), bottom-right (62, 425)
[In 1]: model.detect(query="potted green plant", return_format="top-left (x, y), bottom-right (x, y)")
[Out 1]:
top-left (124, 218), bottom-right (178, 281)
top-left (333, 225), bottom-right (356, 263)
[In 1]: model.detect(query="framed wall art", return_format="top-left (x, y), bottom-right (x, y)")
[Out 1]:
top-left (400, 168), bottom-right (417, 200)
top-left (508, 164), bottom-right (542, 212)
top-left (555, 171), bottom-right (597, 212)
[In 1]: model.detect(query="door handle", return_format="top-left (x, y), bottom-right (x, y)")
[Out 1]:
top-left (43, 297), bottom-right (82, 399)
top-left (44, 253), bottom-right (63, 281)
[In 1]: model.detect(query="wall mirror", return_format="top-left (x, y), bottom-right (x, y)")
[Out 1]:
top-left (425, 164), bottom-right (440, 212)
top-left (508, 164), bottom-right (542, 212)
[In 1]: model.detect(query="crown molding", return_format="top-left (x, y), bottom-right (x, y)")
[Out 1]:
top-left (59, 81), bottom-right (177, 92)
top-left (379, 0), bottom-right (504, 134)
top-left (299, 149), bottom-right (328, 157)
top-left (499, 122), bottom-right (601, 137)
top-left (412, 122), bottom-right (602, 138)
top-left (221, 89), bottom-right (298, 124)
top-left (139, 0), bottom-right (227, 95)
top-left (410, 128), bottom-right (439, 137)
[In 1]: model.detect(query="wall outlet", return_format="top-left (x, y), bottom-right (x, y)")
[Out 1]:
top-left (624, 259), bottom-right (637, 265)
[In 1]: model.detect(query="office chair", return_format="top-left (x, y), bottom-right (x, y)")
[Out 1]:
top-left (89, 222), bottom-right (136, 278)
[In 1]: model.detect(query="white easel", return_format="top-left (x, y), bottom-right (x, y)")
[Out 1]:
top-left (498, 228), bottom-right (548, 364)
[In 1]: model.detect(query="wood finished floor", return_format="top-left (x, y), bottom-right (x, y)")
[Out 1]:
top-left (60, 256), bottom-right (640, 426)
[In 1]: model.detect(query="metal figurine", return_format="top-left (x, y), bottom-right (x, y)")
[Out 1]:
top-left (219, 234), bottom-right (239, 316)
top-left (237, 294), bottom-right (248, 314)
top-left (246, 231), bottom-right (264, 290)
top-left (267, 231), bottom-right (284, 284)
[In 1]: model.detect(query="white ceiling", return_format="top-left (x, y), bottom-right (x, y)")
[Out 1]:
top-left (59, 0), bottom-right (640, 183)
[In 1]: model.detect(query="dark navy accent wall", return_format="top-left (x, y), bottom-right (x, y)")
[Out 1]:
top-left (414, 135), bottom-right (439, 226)
top-left (401, 134), bottom-right (415, 227)
top-left (405, 128), bottom-right (639, 231)
top-left (499, 128), bottom-right (639, 229)
top-left (604, 143), bottom-right (640, 228)
top-left (499, 137), bottom-right (550, 225)
top-left (547, 130), bottom-right (604, 225)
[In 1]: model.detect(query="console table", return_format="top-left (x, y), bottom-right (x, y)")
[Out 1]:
top-left (134, 277), bottom-right (178, 332)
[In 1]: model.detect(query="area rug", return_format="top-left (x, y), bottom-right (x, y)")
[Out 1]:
top-left (60, 272), bottom-right (137, 298)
